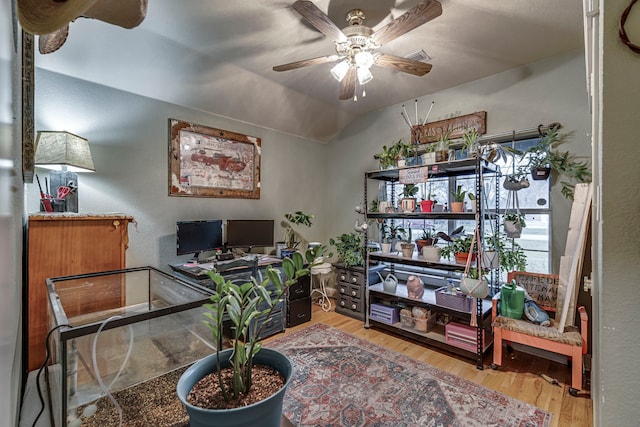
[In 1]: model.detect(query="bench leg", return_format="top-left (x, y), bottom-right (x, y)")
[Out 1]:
top-left (492, 327), bottom-right (503, 369)
top-left (569, 345), bottom-right (583, 394)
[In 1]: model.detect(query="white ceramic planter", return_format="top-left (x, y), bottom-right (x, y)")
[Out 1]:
top-left (422, 245), bottom-right (441, 262)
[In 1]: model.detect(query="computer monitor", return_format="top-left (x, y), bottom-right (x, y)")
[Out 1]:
top-left (176, 220), bottom-right (223, 261)
top-left (226, 219), bottom-right (274, 251)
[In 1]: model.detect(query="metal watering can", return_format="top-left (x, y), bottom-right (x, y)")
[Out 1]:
top-left (378, 272), bottom-right (398, 294)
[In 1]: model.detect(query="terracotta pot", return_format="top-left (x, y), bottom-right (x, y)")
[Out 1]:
top-left (415, 238), bottom-right (434, 252)
top-left (454, 252), bottom-right (476, 264)
top-left (450, 201), bottom-right (464, 212)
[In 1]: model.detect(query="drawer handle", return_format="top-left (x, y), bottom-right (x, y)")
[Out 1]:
top-left (340, 301), bottom-right (346, 306)
top-left (351, 277), bottom-right (357, 283)
top-left (340, 287), bottom-right (346, 294)
top-left (296, 313), bottom-right (306, 318)
top-left (351, 291), bottom-right (357, 297)
top-left (340, 275), bottom-right (347, 281)
top-left (351, 304), bottom-right (357, 310)
top-left (294, 288), bottom-right (304, 294)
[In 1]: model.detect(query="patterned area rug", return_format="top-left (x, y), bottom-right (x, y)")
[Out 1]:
top-left (268, 323), bottom-right (551, 427)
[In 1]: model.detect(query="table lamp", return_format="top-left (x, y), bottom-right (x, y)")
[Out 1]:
top-left (34, 131), bottom-right (95, 212)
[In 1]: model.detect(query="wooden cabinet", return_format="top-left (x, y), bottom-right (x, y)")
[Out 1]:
top-left (26, 213), bottom-right (133, 371)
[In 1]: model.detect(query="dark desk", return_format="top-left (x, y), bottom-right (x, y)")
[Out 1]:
top-left (169, 255), bottom-right (287, 339)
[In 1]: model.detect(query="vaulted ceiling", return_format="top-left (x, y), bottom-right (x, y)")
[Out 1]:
top-left (31, 0), bottom-right (584, 142)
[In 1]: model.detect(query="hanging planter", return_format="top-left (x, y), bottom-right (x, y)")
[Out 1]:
top-left (530, 166), bottom-right (551, 180)
top-left (504, 188), bottom-right (525, 239)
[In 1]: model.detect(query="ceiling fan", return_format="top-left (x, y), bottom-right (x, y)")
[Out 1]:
top-left (273, 0), bottom-right (442, 101)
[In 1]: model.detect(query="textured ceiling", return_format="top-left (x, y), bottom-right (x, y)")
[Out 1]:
top-left (32, 0), bottom-right (584, 142)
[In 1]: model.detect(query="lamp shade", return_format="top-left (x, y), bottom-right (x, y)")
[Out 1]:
top-left (35, 131), bottom-right (95, 172)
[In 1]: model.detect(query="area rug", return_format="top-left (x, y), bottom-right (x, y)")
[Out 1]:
top-left (268, 323), bottom-right (552, 427)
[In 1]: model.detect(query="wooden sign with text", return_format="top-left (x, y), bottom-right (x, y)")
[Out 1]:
top-left (399, 167), bottom-right (429, 184)
top-left (411, 111), bottom-right (487, 144)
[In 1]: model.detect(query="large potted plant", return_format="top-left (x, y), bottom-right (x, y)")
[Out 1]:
top-left (177, 247), bottom-right (325, 427)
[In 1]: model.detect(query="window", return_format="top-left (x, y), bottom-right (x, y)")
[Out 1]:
top-left (381, 137), bottom-right (552, 275)
top-left (493, 139), bottom-right (551, 274)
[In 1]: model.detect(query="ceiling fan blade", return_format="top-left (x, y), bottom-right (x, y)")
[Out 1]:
top-left (375, 53), bottom-right (432, 76)
top-left (292, 0), bottom-right (347, 43)
top-left (371, 0), bottom-right (442, 46)
top-left (273, 55), bottom-right (339, 72)
top-left (339, 67), bottom-right (356, 100)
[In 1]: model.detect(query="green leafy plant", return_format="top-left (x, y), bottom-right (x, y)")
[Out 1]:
top-left (203, 246), bottom-right (325, 402)
top-left (462, 128), bottom-right (480, 157)
top-left (401, 183), bottom-right (419, 198)
top-left (283, 210), bottom-right (314, 249)
top-left (369, 198), bottom-right (379, 213)
top-left (378, 143), bottom-right (400, 169)
top-left (503, 212), bottom-right (526, 228)
top-left (329, 232), bottom-right (365, 267)
top-left (441, 234), bottom-right (475, 259)
top-left (419, 225), bottom-right (436, 241)
top-left (380, 222), bottom-right (406, 243)
top-left (484, 230), bottom-right (527, 272)
top-left (517, 126), bottom-right (591, 199)
top-left (450, 185), bottom-right (467, 203)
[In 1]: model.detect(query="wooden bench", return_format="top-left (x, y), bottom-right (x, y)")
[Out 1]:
top-left (491, 271), bottom-right (588, 395)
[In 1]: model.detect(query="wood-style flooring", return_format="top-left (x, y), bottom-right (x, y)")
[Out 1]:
top-left (265, 301), bottom-right (593, 427)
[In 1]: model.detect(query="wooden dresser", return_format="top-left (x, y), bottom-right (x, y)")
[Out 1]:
top-left (26, 213), bottom-right (134, 371)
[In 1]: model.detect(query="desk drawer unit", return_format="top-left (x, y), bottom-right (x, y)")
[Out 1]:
top-left (286, 275), bottom-right (311, 327)
top-left (287, 297), bottom-right (312, 327)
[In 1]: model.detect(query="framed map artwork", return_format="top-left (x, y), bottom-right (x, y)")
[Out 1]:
top-left (168, 119), bottom-right (261, 199)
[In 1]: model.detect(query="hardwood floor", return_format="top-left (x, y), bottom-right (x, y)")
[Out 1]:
top-left (265, 301), bottom-right (593, 427)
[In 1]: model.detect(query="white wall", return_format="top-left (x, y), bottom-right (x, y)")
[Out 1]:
top-left (1, 0), bottom-right (24, 424)
top-left (593, 1), bottom-right (640, 424)
top-left (326, 50), bottom-right (591, 274)
top-left (28, 70), bottom-right (329, 270)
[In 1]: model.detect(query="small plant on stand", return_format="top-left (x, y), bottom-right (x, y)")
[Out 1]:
top-left (415, 224), bottom-right (437, 252)
top-left (400, 224), bottom-right (415, 258)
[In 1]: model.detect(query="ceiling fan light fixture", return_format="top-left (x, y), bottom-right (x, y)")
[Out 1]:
top-left (330, 60), bottom-right (350, 82)
top-left (356, 66), bottom-right (373, 85)
top-left (354, 51), bottom-right (374, 69)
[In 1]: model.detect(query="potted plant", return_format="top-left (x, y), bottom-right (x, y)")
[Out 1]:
top-left (177, 247), bottom-right (325, 427)
top-left (400, 183), bottom-right (419, 212)
top-left (462, 128), bottom-right (480, 158)
top-left (282, 210), bottom-right (314, 256)
top-left (420, 141), bottom-right (437, 165)
top-left (503, 212), bottom-right (526, 238)
top-left (441, 233), bottom-right (475, 264)
top-left (380, 221), bottom-right (406, 253)
top-left (517, 126), bottom-right (591, 198)
top-left (435, 130), bottom-right (452, 162)
top-left (329, 232), bottom-right (365, 267)
top-left (415, 224), bottom-right (437, 252)
top-left (400, 224), bottom-right (415, 258)
top-left (483, 230), bottom-right (527, 272)
top-left (378, 143), bottom-right (400, 169)
top-left (450, 185), bottom-right (467, 213)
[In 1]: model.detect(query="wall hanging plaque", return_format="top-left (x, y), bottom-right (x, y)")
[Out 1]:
top-left (168, 119), bottom-right (261, 199)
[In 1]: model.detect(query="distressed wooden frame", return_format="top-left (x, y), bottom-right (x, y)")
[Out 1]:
top-left (168, 119), bottom-right (261, 199)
